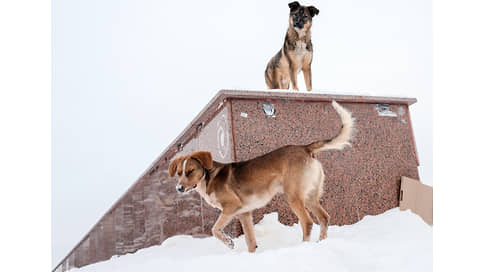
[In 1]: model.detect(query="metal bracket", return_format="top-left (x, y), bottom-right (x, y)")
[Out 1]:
top-left (262, 102), bottom-right (276, 117)
top-left (375, 104), bottom-right (397, 117)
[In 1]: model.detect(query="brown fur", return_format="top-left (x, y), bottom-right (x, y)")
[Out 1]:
top-left (168, 101), bottom-right (354, 252)
top-left (265, 1), bottom-right (319, 91)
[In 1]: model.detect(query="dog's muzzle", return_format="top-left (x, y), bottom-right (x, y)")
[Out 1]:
top-left (175, 173), bottom-right (204, 193)
top-left (176, 183), bottom-right (198, 193)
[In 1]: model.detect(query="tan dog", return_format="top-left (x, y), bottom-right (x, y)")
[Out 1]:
top-left (265, 1), bottom-right (319, 91)
top-left (169, 101), bottom-right (354, 252)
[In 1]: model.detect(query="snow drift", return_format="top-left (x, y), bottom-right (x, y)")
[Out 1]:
top-left (70, 208), bottom-right (432, 272)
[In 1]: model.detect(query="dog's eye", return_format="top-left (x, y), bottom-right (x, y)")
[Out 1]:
top-left (186, 170), bottom-right (194, 176)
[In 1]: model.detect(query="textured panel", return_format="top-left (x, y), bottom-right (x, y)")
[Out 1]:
top-left (196, 106), bottom-right (232, 162)
top-left (230, 99), bottom-right (419, 227)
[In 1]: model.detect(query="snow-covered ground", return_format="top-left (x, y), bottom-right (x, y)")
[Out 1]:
top-left (71, 208), bottom-right (432, 272)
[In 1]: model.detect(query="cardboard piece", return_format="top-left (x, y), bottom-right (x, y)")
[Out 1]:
top-left (399, 176), bottom-right (433, 225)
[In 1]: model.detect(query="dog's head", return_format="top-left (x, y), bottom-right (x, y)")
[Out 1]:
top-left (288, 1), bottom-right (319, 32)
top-left (168, 151), bottom-right (213, 193)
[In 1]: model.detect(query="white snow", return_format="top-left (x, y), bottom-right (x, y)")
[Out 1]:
top-left (71, 208), bottom-right (432, 272)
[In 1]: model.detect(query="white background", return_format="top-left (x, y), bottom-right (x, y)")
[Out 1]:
top-left (51, 0), bottom-right (432, 267)
top-left (1, 0), bottom-right (483, 271)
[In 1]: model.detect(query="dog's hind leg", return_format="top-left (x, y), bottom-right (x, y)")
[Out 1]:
top-left (265, 68), bottom-right (274, 89)
top-left (238, 212), bottom-right (257, 252)
top-left (280, 73), bottom-right (290, 89)
top-left (305, 169), bottom-right (330, 240)
top-left (272, 70), bottom-right (282, 89)
top-left (306, 199), bottom-right (330, 240)
top-left (286, 194), bottom-right (313, 241)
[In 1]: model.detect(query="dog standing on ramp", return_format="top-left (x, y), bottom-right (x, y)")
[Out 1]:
top-left (169, 101), bottom-right (354, 252)
top-left (265, 1), bottom-right (319, 91)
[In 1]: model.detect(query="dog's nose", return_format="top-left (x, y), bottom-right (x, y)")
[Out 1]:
top-left (176, 184), bottom-right (184, 192)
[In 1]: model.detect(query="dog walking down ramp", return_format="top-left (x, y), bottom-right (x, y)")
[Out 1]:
top-left (54, 90), bottom-right (419, 272)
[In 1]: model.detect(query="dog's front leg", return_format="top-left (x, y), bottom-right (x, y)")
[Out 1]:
top-left (238, 212), bottom-right (257, 252)
top-left (212, 213), bottom-right (236, 249)
top-left (289, 64), bottom-right (300, 91)
top-left (302, 55), bottom-right (313, 91)
top-left (303, 67), bottom-right (312, 91)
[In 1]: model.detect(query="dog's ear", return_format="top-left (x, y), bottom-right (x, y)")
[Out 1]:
top-left (308, 6), bottom-right (319, 17)
top-left (168, 157), bottom-right (183, 177)
top-left (190, 151), bottom-right (213, 170)
top-left (288, 1), bottom-right (300, 12)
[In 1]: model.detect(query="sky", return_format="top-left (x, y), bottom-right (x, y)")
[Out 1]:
top-left (52, 0), bottom-right (432, 268)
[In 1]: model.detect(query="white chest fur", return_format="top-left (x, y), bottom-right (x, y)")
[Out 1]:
top-left (294, 41), bottom-right (309, 58)
top-left (196, 182), bottom-right (222, 210)
top-left (293, 40), bottom-right (309, 73)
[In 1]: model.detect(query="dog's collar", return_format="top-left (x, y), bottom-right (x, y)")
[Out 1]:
top-left (204, 168), bottom-right (210, 185)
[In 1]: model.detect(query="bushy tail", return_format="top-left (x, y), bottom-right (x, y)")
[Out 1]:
top-left (306, 101), bottom-right (355, 154)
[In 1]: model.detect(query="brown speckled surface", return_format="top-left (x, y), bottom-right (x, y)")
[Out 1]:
top-left (54, 90), bottom-right (419, 272)
top-left (230, 99), bottom-right (418, 227)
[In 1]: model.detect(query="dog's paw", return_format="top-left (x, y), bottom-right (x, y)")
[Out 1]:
top-left (223, 233), bottom-right (235, 249)
top-left (226, 238), bottom-right (235, 249)
top-left (248, 244), bottom-right (257, 253)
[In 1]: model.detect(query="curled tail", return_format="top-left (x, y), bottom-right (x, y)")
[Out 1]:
top-left (307, 100), bottom-right (355, 154)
